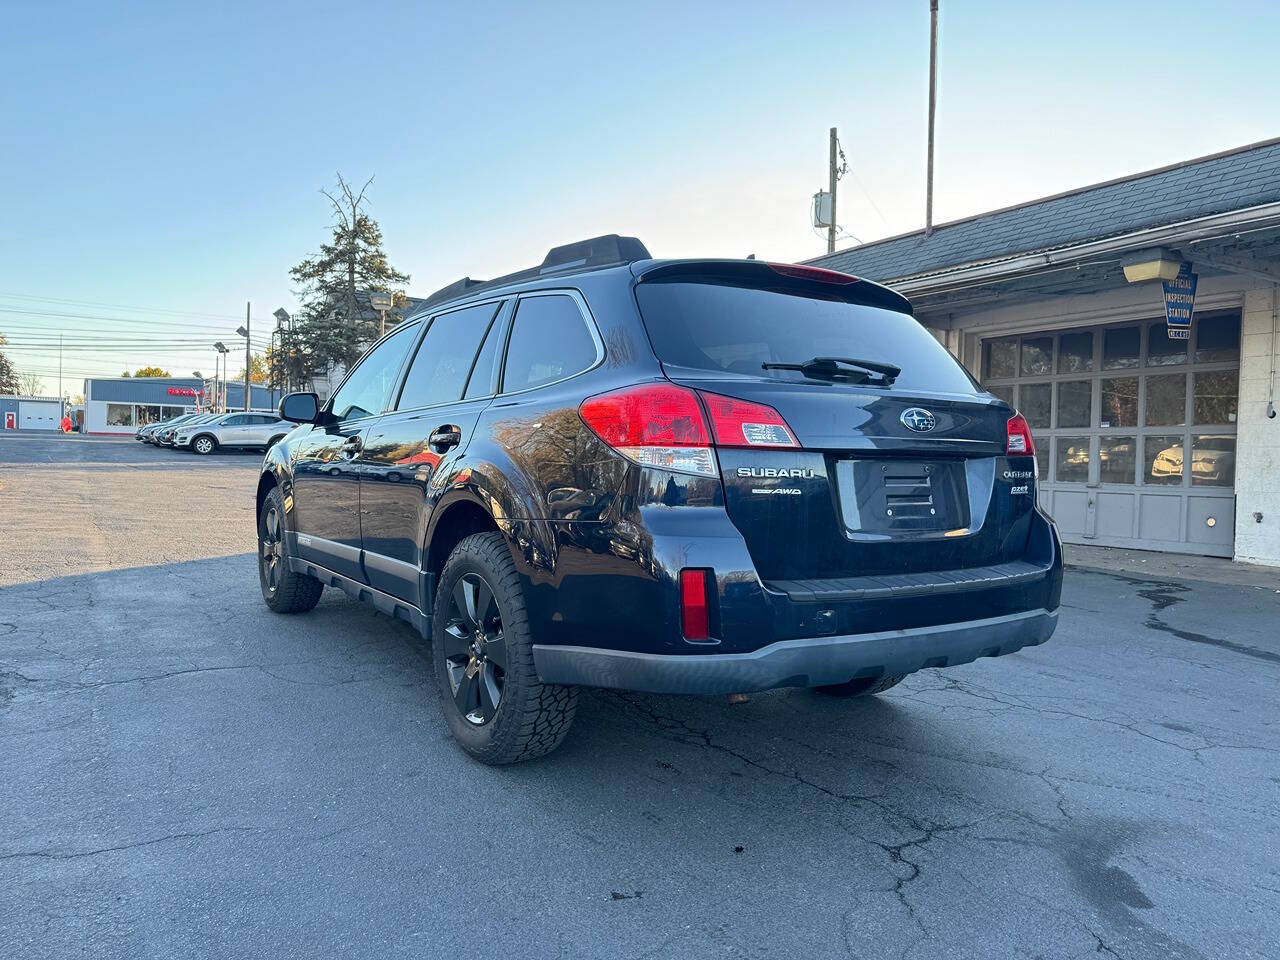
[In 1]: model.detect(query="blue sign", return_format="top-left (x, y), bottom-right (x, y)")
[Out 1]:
top-left (1163, 261), bottom-right (1197, 340)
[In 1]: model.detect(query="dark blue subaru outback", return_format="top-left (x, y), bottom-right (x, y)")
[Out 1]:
top-left (257, 235), bottom-right (1062, 763)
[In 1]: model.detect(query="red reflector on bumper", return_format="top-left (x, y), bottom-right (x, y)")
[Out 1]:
top-left (680, 569), bottom-right (711, 640)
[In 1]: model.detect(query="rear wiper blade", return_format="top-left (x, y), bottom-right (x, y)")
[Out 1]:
top-left (762, 356), bottom-right (900, 385)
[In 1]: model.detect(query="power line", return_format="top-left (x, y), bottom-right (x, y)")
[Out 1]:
top-left (0, 290), bottom-right (287, 324)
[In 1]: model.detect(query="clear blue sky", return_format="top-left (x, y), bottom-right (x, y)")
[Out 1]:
top-left (1, 0), bottom-right (1277, 390)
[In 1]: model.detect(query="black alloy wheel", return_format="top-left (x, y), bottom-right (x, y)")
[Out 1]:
top-left (259, 501), bottom-right (285, 598)
top-left (441, 573), bottom-right (508, 725)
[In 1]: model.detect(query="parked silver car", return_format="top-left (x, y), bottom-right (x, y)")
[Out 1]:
top-left (174, 412), bottom-right (292, 454)
top-left (158, 413), bottom-right (219, 446)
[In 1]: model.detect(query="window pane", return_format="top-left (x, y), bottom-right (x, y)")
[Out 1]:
top-left (985, 384), bottom-right (1014, 407)
top-left (982, 338), bottom-right (1017, 380)
top-left (1147, 321), bottom-right (1187, 366)
top-left (1143, 435), bottom-right (1184, 485)
top-left (1056, 380), bottom-right (1091, 428)
top-left (1057, 331), bottom-right (1093, 373)
top-left (1102, 326), bottom-right (1139, 369)
top-left (1020, 383), bottom-right (1051, 429)
top-left (1144, 373), bottom-right (1186, 426)
top-left (1100, 377), bottom-right (1137, 427)
top-left (329, 322), bottom-right (419, 422)
top-left (107, 403), bottom-right (134, 426)
top-left (464, 306), bottom-right (506, 399)
top-left (1098, 436), bottom-right (1136, 484)
top-left (1194, 312), bottom-right (1241, 363)
top-left (503, 296), bottom-right (597, 392)
top-left (1055, 436), bottom-right (1090, 482)
top-left (398, 303), bottom-right (498, 410)
top-left (1193, 370), bottom-right (1238, 425)
top-left (1191, 436), bottom-right (1235, 487)
top-left (1020, 336), bottom-right (1053, 376)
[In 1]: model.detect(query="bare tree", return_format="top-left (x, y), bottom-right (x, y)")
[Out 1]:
top-left (17, 371), bottom-right (44, 396)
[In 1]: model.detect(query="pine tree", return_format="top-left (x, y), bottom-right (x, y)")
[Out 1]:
top-left (0, 334), bottom-right (20, 394)
top-left (290, 175), bottom-right (410, 374)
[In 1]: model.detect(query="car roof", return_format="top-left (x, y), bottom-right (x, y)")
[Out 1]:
top-left (409, 234), bottom-right (912, 319)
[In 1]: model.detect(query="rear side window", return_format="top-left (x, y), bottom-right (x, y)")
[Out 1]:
top-left (636, 282), bottom-right (977, 395)
top-left (397, 302), bottom-right (501, 409)
top-left (463, 306), bottom-right (507, 399)
top-left (502, 295), bottom-right (598, 392)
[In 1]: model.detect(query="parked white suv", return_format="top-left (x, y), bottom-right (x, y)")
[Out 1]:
top-left (174, 412), bottom-right (292, 454)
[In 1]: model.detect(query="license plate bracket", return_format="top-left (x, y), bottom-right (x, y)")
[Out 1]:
top-left (834, 459), bottom-right (970, 536)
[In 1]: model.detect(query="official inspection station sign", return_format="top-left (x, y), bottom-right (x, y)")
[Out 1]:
top-left (1163, 261), bottom-right (1197, 340)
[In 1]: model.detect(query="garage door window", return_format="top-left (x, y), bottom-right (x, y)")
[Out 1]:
top-left (1143, 435), bottom-right (1184, 485)
top-left (981, 311), bottom-right (1239, 494)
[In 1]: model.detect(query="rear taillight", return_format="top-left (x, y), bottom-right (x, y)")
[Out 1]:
top-left (579, 383), bottom-right (800, 476)
top-left (699, 391), bottom-right (799, 449)
top-left (680, 568), bottom-right (711, 640)
top-left (1007, 412), bottom-right (1035, 456)
top-left (579, 383), bottom-right (716, 476)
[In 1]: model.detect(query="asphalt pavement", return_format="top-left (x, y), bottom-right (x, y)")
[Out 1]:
top-left (1, 433), bottom-right (1277, 959)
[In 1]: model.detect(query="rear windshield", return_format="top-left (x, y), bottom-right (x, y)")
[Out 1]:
top-left (636, 281), bottom-right (978, 395)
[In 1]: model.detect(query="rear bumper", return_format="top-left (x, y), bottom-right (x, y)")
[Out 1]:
top-left (533, 607), bottom-right (1057, 695)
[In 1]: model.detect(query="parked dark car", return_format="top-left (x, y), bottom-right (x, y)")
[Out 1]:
top-left (256, 235), bottom-right (1062, 763)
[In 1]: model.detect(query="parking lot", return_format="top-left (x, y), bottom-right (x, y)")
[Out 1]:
top-left (2, 433), bottom-right (1277, 959)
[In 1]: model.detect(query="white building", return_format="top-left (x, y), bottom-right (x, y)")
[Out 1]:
top-left (812, 138), bottom-right (1280, 567)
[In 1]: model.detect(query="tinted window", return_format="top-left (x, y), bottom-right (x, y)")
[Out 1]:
top-left (638, 282), bottom-right (976, 394)
top-left (464, 307), bottom-right (507, 399)
top-left (502, 295), bottom-right (597, 392)
top-left (398, 303), bottom-right (500, 410)
top-left (329, 322), bottom-right (418, 422)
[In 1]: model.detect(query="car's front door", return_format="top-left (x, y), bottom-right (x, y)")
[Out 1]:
top-left (359, 299), bottom-right (509, 602)
top-left (218, 413), bottom-right (250, 445)
top-left (289, 320), bottom-right (420, 582)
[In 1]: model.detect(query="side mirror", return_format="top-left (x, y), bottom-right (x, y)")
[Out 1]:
top-left (279, 392), bottom-right (320, 424)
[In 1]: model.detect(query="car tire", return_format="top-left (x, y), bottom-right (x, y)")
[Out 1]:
top-left (814, 674), bottom-right (905, 698)
top-left (432, 531), bottom-right (577, 764)
top-left (192, 435), bottom-right (217, 455)
top-left (257, 486), bottom-right (323, 613)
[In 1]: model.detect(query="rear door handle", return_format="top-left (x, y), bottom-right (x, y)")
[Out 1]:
top-left (429, 425), bottom-right (463, 451)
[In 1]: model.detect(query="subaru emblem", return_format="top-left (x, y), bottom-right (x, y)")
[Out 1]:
top-left (900, 407), bottom-right (936, 432)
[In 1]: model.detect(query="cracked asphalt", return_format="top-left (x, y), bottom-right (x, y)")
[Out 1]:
top-left (2, 434), bottom-right (1278, 959)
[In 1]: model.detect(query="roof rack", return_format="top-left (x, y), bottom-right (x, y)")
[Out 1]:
top-left (418, 234), bottom-right (651, 310)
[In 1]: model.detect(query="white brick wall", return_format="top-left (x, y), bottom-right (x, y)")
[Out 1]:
top-left (1232, 286), bottom-right (1280, 565)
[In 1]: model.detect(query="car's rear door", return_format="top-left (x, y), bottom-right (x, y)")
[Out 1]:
top-left (634, 266), bottom-right (1033, 582)
top-left (359, 298), bottom-right (510, 602)
top-left (289, 320), bottom-right (420, 582)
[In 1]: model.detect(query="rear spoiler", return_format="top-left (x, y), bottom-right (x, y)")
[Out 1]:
top-left (632, 259), bottom-right (913, 316)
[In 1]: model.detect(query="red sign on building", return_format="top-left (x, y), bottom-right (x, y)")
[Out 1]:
top-left (167, 387), bottom-right (201, 397)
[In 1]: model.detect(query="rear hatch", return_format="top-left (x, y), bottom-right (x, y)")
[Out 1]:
top-left (634, 262), bottom-right (1037, 581)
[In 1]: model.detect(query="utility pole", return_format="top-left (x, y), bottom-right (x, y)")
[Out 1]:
top-left (58, 334), bottom-right (63, 400)
top-left (925, 0), bottom-right (940, 237)
top-left (243, 302), bottom-right (250, 412)
top-left (827, 127), bottom-right (839, 255)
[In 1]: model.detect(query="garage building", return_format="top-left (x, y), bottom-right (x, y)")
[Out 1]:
top-left (0, 394), bottom-right (66, 431)
top-left (812, 138), bottom-right (1280, 567)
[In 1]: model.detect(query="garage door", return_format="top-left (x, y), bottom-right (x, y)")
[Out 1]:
top-left (980, 310), bottom-right (1240, 557)
top-left (18, 401), bottom-right (60, 431)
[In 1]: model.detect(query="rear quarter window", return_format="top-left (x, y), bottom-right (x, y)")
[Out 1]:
top-left (636, 281), bottom-right (977, 395)
top-left (501, 294), bottom-right (598, 392)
